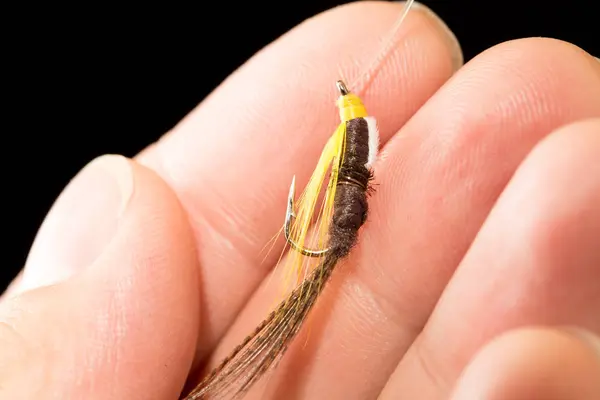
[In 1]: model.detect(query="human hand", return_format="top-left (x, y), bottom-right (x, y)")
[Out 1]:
top-left (2, 2), bottom-right (600, 399)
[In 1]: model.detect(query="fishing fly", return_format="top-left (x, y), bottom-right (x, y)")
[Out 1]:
top-left (183, 1), bottom-right (415, 398)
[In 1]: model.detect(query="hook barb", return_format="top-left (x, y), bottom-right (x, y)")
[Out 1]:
top-left (284, 176), bottom-right (329, 258)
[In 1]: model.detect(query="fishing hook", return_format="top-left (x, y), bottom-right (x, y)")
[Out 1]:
top-left (284, 176), bottom-right (330, 257)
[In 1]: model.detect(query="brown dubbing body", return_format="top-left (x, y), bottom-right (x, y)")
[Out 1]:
top-left (329, 116), bottom-right (372, 258)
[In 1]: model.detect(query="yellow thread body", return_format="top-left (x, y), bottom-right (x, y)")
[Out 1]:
top-left (337, 93), bottom-right (368, 123)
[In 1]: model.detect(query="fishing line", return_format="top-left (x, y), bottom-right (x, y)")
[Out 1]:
top-left (350, 0), bottom-right (416, 96)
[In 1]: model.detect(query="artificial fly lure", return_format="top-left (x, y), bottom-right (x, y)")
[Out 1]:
top-left (183, 1), bottom-right (415, 399)
top-left (184, 81), bottom-right (376, 400)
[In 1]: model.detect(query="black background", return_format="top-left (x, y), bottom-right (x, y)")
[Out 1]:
top-left (2, 1), bottom-right (596, 291)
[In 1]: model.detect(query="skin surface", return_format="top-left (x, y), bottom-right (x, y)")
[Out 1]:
top-left (1, 2), bottom-right (599, 399)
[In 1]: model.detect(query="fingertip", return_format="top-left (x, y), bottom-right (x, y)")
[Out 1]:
top-left (450, 327), bottom-right (600, 400)
top-left (80, 158), bottom-right (202, 395)
top-left (19, 154), bottom-right (134, 293)
top-left (0, 157), bottom-right (201, 399)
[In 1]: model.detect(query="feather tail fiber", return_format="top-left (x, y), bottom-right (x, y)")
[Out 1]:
top-left (184, 253), bottom-right (338, 400)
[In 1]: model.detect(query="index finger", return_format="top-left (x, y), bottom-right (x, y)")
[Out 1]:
top-left (136, 1), bottom-right (462, 363)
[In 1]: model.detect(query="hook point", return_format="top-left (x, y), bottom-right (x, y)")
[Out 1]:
top-left (283, 174), bottom-right (329, 257)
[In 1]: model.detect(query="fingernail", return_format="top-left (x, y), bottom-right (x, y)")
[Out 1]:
top-left (410, 1), bottom-right (464, 71)
top-left (20, 155), bottom-right (133, 291)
